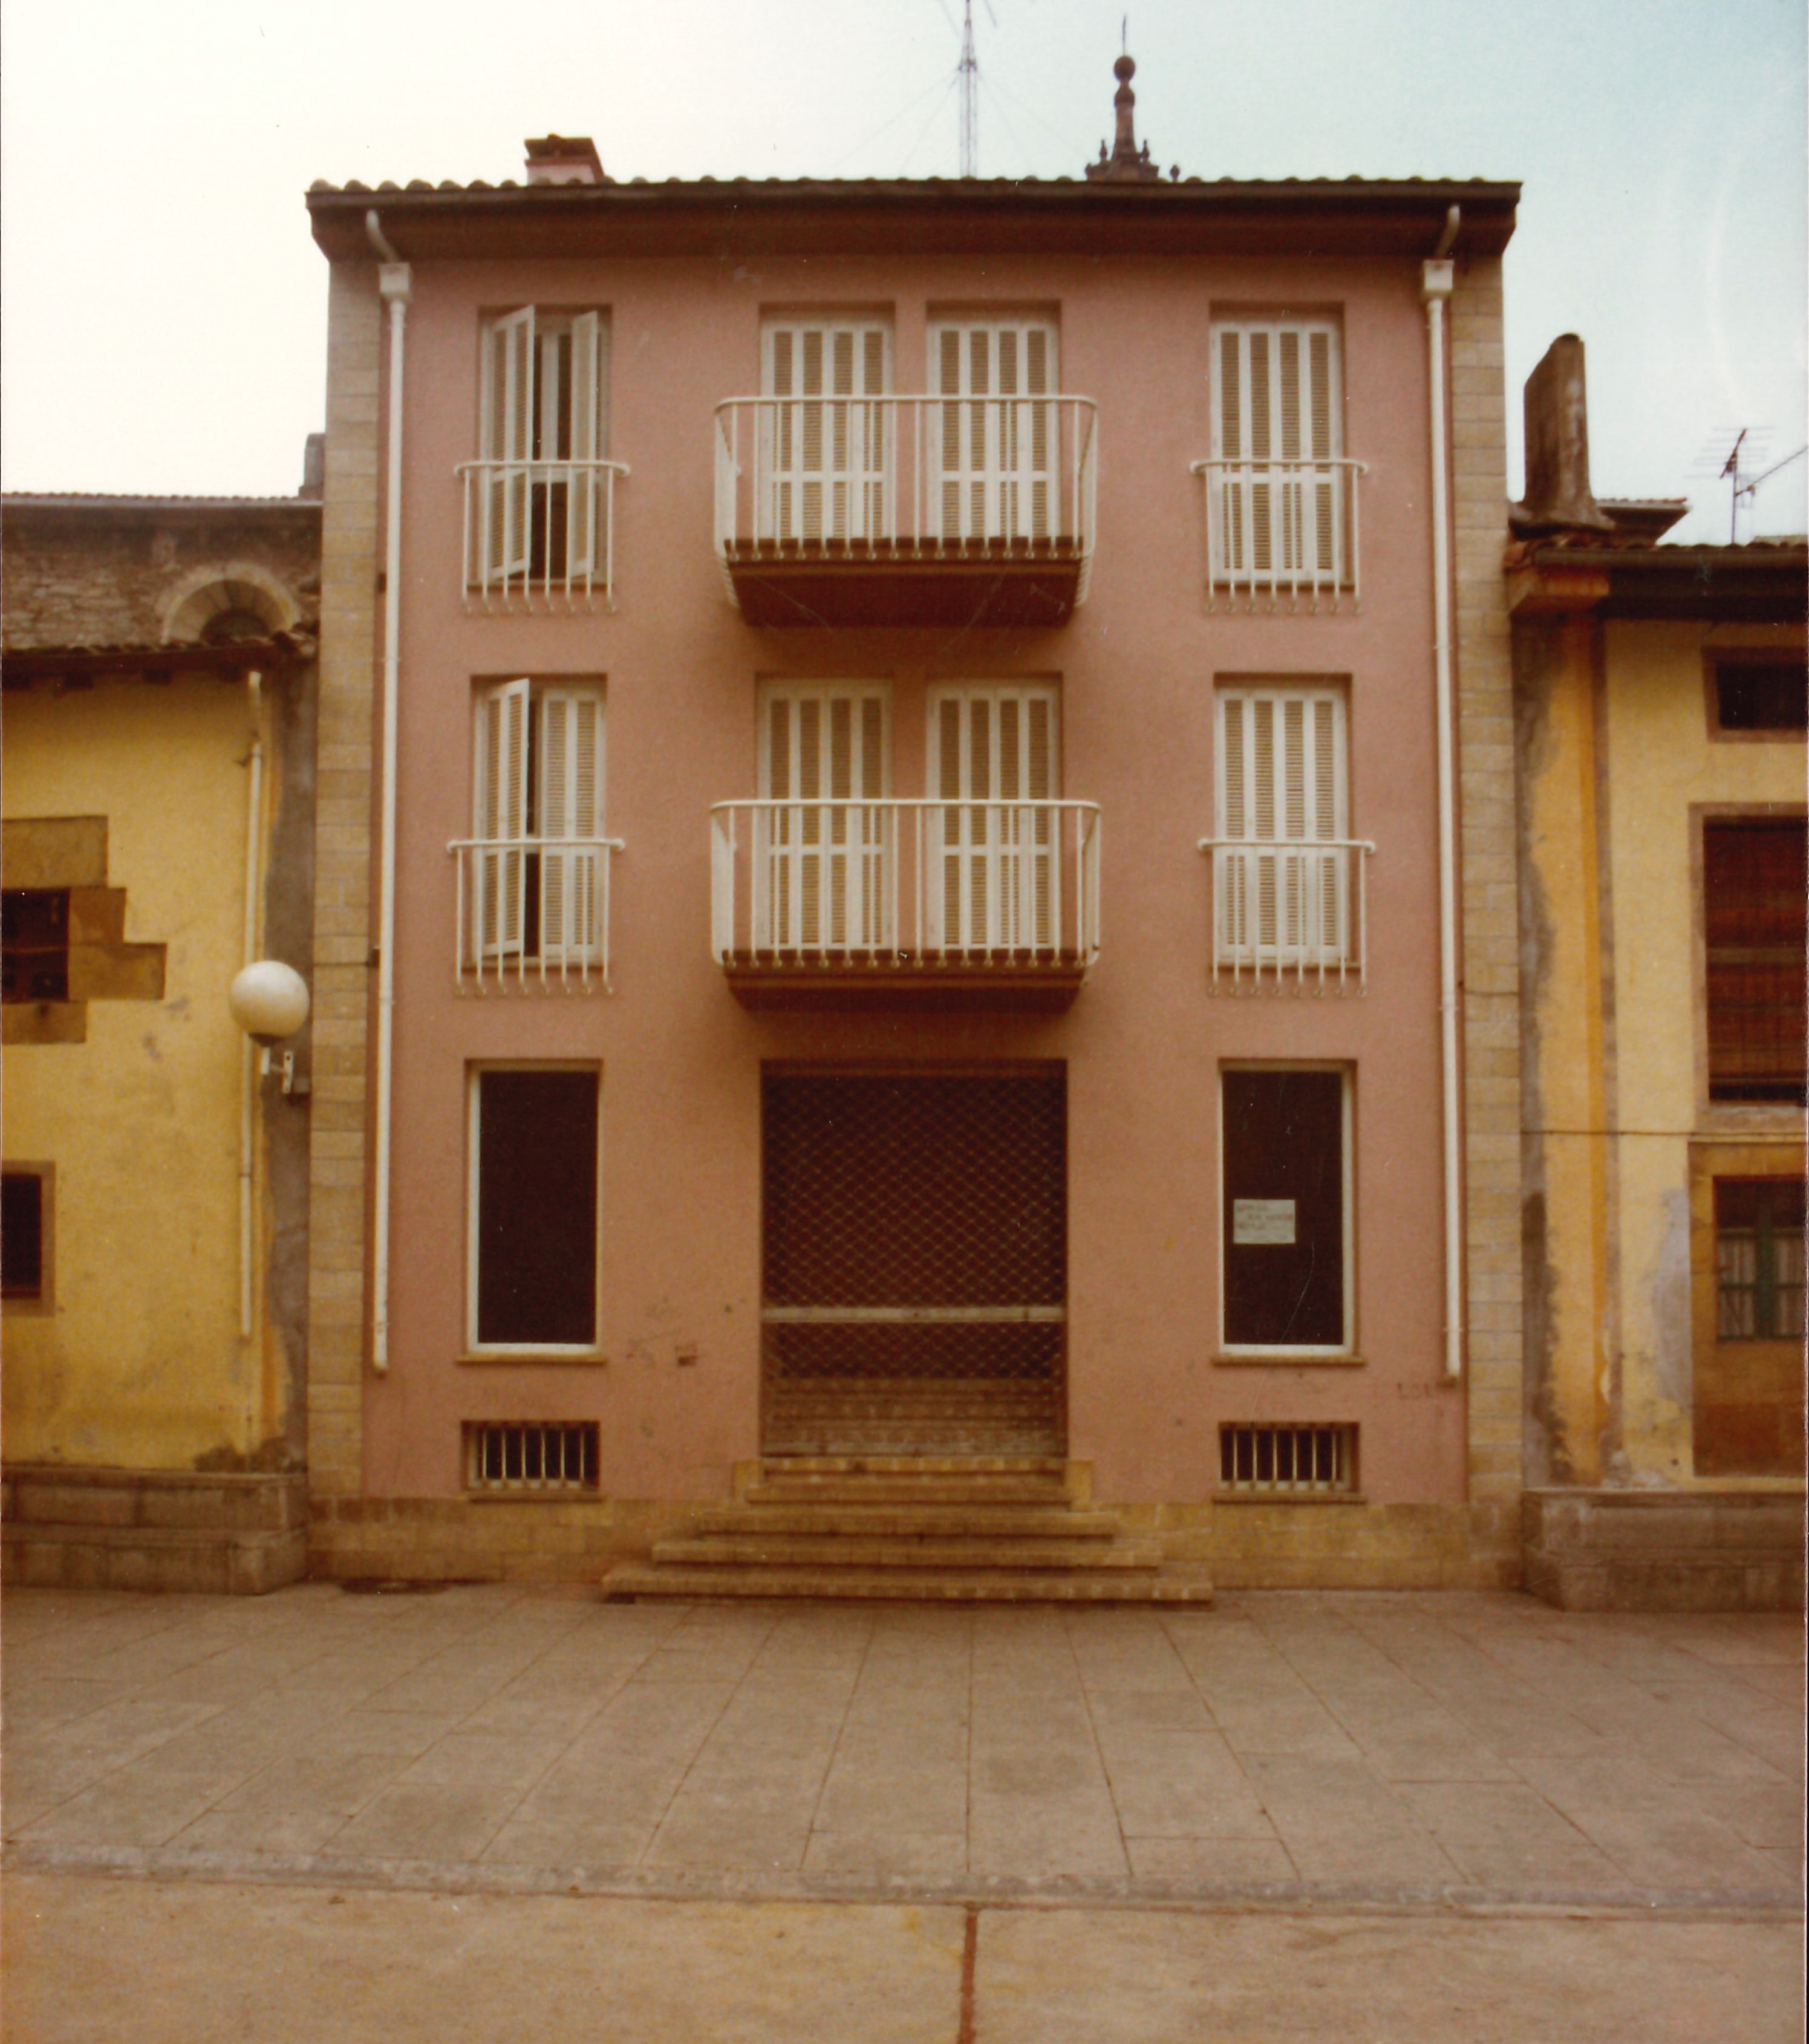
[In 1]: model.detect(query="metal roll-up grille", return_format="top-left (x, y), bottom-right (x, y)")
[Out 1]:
top-left (761, 1072), bottom-right (1066, 1454)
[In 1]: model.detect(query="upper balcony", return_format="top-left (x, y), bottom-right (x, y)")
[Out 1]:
top-left (711, 798), bottom-right (1100, 1010)
top-left (714, 396), bottom-right (1097, 628)
top-left (458, 458), bottom-right (630, 612)
top-left (1192, 458), bottom-right (1367, 614)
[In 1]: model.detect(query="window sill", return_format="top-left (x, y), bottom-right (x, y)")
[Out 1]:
top-left (1215, 1489), bottom-right (1367, 1505)
top-left (1212, 1352), bottom-right (1366, 1369)
top-left (455, 1350), bottom-right (607, 1367)
top-left (462, 1488), bottom-right (605, 1504)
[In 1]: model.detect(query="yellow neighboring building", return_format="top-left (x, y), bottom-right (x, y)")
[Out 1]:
top-left (2, 484), bottom-right (321, 1591)
top-left (1508, 338), bottom-right (1807, 1608)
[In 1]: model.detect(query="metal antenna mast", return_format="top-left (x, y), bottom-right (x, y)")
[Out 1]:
top-left (959, 0), bottom-right (978, 176)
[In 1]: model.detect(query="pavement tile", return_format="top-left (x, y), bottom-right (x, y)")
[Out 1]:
top-left (1124, 1835), bottom-right (1296, 1884)
top-left (813, 1759), bottom-right (968, 1836)
top-left (802, 1831), bottom-right (968, 1878)
top-left (392, 1733), bottom-right (567, 1793)
top-left (1684, 1777), bottom-right (1807, 1852)
top-left (171, 1806), bottom-right (354, 1856)
top-left (330, 1782), bottom-right (527, 1861)
top-left (294, 1710), bottom-right (464, 1759)
top-left (479, 1814), bottom-right (654, 1867)
top-left (210, 1751), bottom-right (413, 1817)
top-left (15, 1772), bottom-right (232, 1851)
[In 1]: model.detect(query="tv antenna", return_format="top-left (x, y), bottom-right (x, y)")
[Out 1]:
top-left (956, 0), bottom-right (998, 177)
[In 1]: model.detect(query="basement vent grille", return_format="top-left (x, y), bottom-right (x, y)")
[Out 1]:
top-left (1219, 1423), bottom-right (1355, 1495)
top-left (464, 1422), bottom-right (599, 1494)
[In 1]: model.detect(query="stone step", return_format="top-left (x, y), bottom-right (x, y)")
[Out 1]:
top-left (603, 1562), bottom-right (1214, 1605)
top-left (653, 1534), bottom-right (1163, 1570)
top-left (688, 1505), bottom-right (1123, 1538)
top-left (746, 1477), bottom-right (1075, 1507)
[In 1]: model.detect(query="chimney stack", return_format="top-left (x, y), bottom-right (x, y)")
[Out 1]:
top-left (299, 432), bottom-right (325, 501)
top-left (524, 135), bottom-right (607, 186)
top-left (1519, 334), bottom-right (1612, 535)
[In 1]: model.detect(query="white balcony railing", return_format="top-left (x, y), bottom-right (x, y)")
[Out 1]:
top-left (450, 836), bottom-right (624, 991)
top-left (714, 395), bottom-right (1098, 596)
top-left (1191, 458), bottom-right (1366, 610)
top-left (712, 799), bottom-right (1101, 969)
top-left (1198, 837), bottom-right (1374, 991)
top-left (457, 458), bottom-right (630, 610)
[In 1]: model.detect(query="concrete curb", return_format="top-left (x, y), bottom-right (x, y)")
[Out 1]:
top-left (8, 1841), bottom-right (1802, 1921)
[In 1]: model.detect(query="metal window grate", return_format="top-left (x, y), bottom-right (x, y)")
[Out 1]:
top-left (464, 1422), bottom-right (599, 1494)
top-left (1219, 1424), bottom-right (1356, 1494)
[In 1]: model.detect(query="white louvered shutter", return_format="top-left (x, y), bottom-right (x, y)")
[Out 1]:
top-left (475, 678), bottom-right (533, 960)
top-left (484, 308), bottom-right (536, 579)
top-left (1216, 688), bottom-right (1348, 963)
top-left (759, 686), bottom-right (888, 951)
top-left (1213, 324), bottom-right (1341, 582)
top-left (930, 685), bottom-right (1060, 952)
top-left (763, 323), bottom-right (890, 545)
top-left (931, 322), bottom-right (1057, 546)
top-left (564, 312), bottom-right (607, 576)
top-left (538, 688), bottom-right (604, 962)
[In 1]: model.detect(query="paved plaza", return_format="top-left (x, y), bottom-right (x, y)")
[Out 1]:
top-left (2, 1584), bottom-right (1803, 2039)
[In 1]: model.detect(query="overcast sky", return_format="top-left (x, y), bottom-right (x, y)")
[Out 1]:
top-left (3, 0), bottom-right (1803, 542)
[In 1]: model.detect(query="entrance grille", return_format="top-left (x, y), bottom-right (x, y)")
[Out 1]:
top-left (762, 1071), bottom-right (1066, 1454)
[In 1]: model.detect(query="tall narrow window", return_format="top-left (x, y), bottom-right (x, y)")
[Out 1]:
top-left (761, 319), bottom-right (891, 545)
top-left (757, 685), bottom-right (890, 952)
top-left (470, 1068), bottom-right (599, 1349)
top-left (930, 319), bottom-right (1058, 545)
top-left (2, 1165), bottom-right (51, 1311)
top-left (1703, 818), bottom-right (1807, 1104)
top-left (478, 307), bottom-right (610, 584)
top-left (1221, 1068), bottom-right (1350, 1350)
top-left (470, 680), bottom-right (605, 972)
top-left (2, 891), bottom-right (70, 1004)
top-left (1210, 320), bottom-right (1346, 587)
top-left (1715, 1178), bottom-right (1807, 1341)
top-left (1214, 686), bottom-right (1353, 974)
top-left (928, 685), bottom-right (1060, 953)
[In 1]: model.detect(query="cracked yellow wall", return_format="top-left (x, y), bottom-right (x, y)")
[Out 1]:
top-left (3, 676), bottom-right (281, 1469)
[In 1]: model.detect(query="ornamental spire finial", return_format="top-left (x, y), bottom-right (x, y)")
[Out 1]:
top-left (1085, 47), bottom-right (1162, 182)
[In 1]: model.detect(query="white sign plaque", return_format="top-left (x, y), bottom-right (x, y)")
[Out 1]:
top-left (1233, 1199), bottom-right (1297, 1246)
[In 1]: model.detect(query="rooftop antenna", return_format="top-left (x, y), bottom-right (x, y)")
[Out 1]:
top-left (1718, 429), bottom-right (1750, 544)
top-left (959, 1), bottom-right (978, 177)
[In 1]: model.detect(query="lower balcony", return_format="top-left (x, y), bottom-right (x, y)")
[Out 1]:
top-left (1199, 836), bottom-right (1374, 992)
top-left (712, 799), bottom-right (1101, 1011)
top-left (451, 836), bottom-right (623, 991)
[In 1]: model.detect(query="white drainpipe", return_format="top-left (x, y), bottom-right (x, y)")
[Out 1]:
top-left (368, 211), bottom-right (411, 1372)
top-left (1423, 207), bottom-right (1462, 1381)
top-left (239, 670), bottom-right (265, 1344)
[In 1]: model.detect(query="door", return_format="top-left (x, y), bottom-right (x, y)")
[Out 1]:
top-left (761, 1069), bottom-right (1066, 1454)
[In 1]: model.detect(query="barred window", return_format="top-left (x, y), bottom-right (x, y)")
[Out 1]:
top-left (1715, 1178), bottom-right (1807, 1341)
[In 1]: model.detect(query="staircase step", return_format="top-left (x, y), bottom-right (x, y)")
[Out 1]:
top-left (603, 1563), bottom-right (1214, 1606)
top-left (653, 1535), bottom-right (1164, 1570)
top-left (689, 1505), bottom-right (1123, 1538)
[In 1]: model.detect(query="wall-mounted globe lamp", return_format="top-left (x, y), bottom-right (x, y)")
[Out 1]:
top-left (229, 960), bottom-right (311, 1095)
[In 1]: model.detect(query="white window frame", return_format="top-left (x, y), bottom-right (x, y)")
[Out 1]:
top-left (926, 683), bottom-right (1062, 954)
top-left (928, 317), bottom-right (1060, 546)
top-left (1217, 1061), bottom-right (1356, 1359)
top-left (755, 682), bottom-right (893, 954)
top-left (465, 1062), bottom-right (604, 1357)
top-left (760, 317), bottom-right (894, 547)
top-left (469, 679), bottom-right (607, 971)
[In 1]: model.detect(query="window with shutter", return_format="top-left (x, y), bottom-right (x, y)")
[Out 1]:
top-left (761, 320), bottom-right (891, 545)
top-left (478, 308), bottom-right (610, 582)
top-left (930, 321), bottom-right (1058, 547)
top-left (1214, 685), bottom-right (1351, 970)
top-left (1703, 817), bottom-right (1808, 1104)
top-left (471, 679), bottom-right (606, 967)
top-left (928, 685), bottom-right (1060, 953)
top-left (1210, 321), bottom-right (1345, 587)
top-left (758, 684), bottom-right (890, 952)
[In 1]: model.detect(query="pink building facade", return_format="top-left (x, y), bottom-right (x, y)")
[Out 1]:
top-left (303, 103), bottom-right (1524, 1591)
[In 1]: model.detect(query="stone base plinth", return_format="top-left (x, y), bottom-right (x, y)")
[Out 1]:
top-left (1522, 1486), bottom-right (1807, 1612)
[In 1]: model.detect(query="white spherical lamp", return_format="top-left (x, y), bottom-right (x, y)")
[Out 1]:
top-left (229, 960), bottom-right (310, 1046)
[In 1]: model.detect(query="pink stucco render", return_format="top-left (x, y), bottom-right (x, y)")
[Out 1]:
top-left (310, 172), bottom-right (1519, 1532)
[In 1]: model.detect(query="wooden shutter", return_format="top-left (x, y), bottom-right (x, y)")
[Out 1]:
top-left (484, 308), bottom-right (536, 579)
top-left (475, 679), bottom-right (533, 959)
top-left (538, 688), bottom-right (604, 960)
top-left (929, 685), bottom-right (1060, 952)
top-left (1212, 322), bottom-right (1341, 579)
top-left (565, 312), bottom-right (606, 576)
top-left (759, 685), bottom-right (889, 950)
top-left (763, 322), bottom-right (890, 544)
top-left (1216, 688), bottom-right (1348, 960)
top-left (931, 321), bottom-right (1058, 545)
